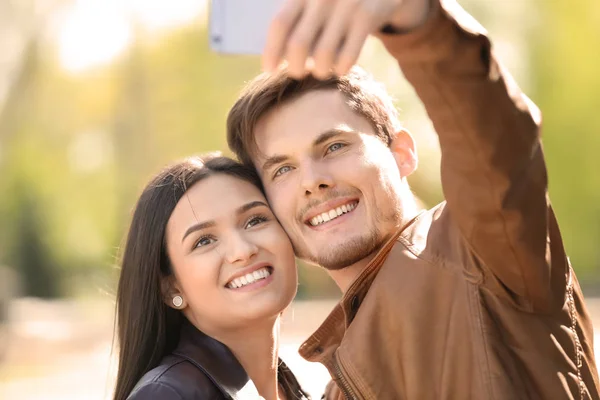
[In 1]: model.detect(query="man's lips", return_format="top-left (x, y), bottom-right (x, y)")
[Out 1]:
top-left (302, 198), bottom-right (359, 226)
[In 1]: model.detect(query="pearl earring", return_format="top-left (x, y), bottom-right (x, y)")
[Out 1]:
top-left (172, 295), bottom-right (183, 308)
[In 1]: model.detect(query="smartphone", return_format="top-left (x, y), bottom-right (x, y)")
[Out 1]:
top-left (209, 0), bottom-right (285, 55)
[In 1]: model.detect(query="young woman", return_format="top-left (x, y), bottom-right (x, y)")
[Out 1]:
top-left (113, 155), bottom-right (310, 400)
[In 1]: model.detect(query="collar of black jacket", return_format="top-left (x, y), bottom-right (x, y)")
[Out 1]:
top-left (172, 320), bottom-right (260, 399)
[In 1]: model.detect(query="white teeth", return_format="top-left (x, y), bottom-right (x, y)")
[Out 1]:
top-left (227, 267), bottom-right (271, 289)
top-left (308, 201), bottom-right (358, 226)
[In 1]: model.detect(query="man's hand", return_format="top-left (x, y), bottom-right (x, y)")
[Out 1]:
top-left (262, 0), bottom-right (431, 79)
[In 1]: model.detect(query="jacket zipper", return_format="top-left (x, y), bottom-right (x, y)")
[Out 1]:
top-left (334, 353), bottom-right (359, 400)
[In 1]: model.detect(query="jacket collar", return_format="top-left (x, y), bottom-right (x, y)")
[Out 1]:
top-left (172, 320), bottom-right (260, 399)
top-left (299, 211), bottom-right (425, 362)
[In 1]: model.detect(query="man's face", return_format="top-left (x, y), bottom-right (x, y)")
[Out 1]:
top-left (253, 89), bottom-right (409, 270)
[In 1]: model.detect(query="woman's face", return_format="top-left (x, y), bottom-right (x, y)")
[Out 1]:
top-left (165, 174), bottom-right (298, 335)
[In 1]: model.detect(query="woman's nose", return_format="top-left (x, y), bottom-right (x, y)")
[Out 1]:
top-left (223, 232), bottom-right (258, 265)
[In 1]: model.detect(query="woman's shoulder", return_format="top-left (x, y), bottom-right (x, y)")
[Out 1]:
top-left (127, 354), bottom-right (225, 400)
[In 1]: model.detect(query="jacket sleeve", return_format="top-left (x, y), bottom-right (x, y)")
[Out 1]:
top-left (127, 382), bottom-right (185, 400)
top-left (378, 0), bottom-right (569, 311)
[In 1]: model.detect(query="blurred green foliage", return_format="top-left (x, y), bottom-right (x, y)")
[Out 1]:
top-left (0, 2), bottom-right (598, 298)
top-left (529, 0), bottom-right (600, 290)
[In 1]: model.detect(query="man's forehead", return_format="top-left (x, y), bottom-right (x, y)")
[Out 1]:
top-left (253, 91), bottom-right (361, 154)
top-left (261, 90), bottom-right (348, 126)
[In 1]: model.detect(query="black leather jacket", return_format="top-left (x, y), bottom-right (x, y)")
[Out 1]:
top-left (128, 321), bottom-right (309, 399)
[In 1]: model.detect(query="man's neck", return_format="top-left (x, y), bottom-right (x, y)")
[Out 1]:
top-left (328, 205), bottom-right (422, 294)
top-left (328, 252), bottom-right (378, 293)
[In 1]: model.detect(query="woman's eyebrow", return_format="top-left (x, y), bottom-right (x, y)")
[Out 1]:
top-left (181, 201), bottom-right (268, 243)
top-left (181, 220), bottom-right (215, 243)
top-left (236, 201), bottom-right (269, 215)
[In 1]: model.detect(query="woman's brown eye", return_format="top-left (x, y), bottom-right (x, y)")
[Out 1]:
top-left (246, 215), bottom-right (268, 229)
top-left (195, 236), bottom-right (215, 249)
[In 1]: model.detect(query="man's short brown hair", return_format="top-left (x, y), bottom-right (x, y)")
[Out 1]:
top-left (226, 65), bottom-right (401, 168)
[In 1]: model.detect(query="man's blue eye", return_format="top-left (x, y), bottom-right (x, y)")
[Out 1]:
top-left (326, 143), bottom-right (345, 154)
top-left (274, 165), bottom-right (292, 177)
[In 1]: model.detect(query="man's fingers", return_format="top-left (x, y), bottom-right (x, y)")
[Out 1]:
top-left (262, 0), bottom-right (305, 72)
top-left (333, 10), bottom-right (373, 76)
top-left (263, 0), bottom-right (387, 77)
top-left (312, 0), bottom-right (357, 79)
top-left (285, 0), bottom-right (334, 78)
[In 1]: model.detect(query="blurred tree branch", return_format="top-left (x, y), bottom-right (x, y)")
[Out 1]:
top-left (0, 0), bottom-right (66, 140)
top-left (0, 39), bottom-right (40, 141)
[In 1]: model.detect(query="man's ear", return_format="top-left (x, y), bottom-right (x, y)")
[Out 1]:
top-left (390, 129), bottom-right (418, 178)
top-left (161, 275), bottom-right (187, 310)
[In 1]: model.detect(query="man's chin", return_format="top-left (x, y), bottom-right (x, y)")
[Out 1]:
top-left (298, 233), bottom-right (382, 271)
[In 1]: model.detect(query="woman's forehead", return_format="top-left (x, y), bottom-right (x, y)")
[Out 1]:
top-left (168, 175), bottom-right (267, 233)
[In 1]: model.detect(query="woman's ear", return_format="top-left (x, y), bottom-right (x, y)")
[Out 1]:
top-left (161, 275), bottom-right (187, 310)
top-left (390, 129), bottom-right (418, 178)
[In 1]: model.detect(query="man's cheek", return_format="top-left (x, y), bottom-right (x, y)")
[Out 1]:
top-left (268, 190), bottom-right (288, 213)
top-left (271, 199), bottom-right (294, 229)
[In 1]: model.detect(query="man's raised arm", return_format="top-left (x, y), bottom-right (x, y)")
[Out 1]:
top-left (379, 0), bottom-right (565, 312)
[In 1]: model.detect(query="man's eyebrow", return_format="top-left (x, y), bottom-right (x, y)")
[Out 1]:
top-left (261, 154), bottom-right (289, 174)
top-left (261, 128), bottom-right (352, 173)
top-left (181, 220), bottom-right (216, 243)
top-left (313, 128), bottom-right (350, 147)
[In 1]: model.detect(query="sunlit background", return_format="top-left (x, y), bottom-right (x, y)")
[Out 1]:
top-left (1, 0), bottom-right (599, 398)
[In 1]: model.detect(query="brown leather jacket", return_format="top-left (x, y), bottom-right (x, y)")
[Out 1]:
top-left (300, 1), bottom-right (600, 399)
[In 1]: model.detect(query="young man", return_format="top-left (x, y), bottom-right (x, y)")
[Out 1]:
top-left (227, 0), bottom-right (600, 398)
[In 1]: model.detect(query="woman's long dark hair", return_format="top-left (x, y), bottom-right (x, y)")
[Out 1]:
top-left (113, 154), bottom-right (266, 400)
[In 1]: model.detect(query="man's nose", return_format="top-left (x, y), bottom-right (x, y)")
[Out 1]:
top-left (300, 161), bottom-right (335, 196)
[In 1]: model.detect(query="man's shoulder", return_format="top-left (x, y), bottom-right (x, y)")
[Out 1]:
top-left (389, 201), bottom-right (472, 270)
top-left (396, 202), bottom-right (452, 250)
